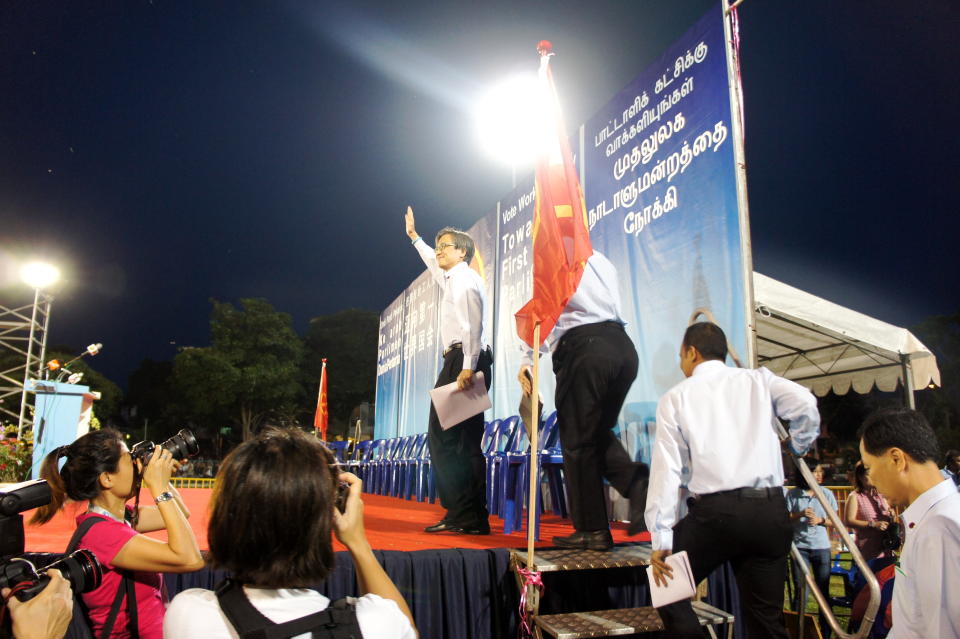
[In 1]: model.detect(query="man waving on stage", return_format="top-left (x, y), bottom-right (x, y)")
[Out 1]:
top-left (646, 321), bottom-right (820, 638)
top-left (405, 206), bottom-right (493, 535)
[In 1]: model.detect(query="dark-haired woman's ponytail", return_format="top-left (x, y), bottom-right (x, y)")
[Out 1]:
top-left (30, 447), bottom-right (70, 525)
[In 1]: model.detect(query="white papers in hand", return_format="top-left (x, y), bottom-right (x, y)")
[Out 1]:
top-left (646, 550), bottom-right (696, 608)
top-left (428, 372), bottom-right (491, 430)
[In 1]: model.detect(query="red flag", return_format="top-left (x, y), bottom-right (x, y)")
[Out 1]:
top-left (515, 41), bottom-right (593, 348)
top-left (314, 358), bottom-right (329, 440)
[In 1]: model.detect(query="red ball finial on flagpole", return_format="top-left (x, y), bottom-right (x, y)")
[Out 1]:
top-left (537, 40), bottom-right (553, 56)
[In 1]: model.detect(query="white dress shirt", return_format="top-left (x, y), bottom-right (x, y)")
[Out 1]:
top-left (413, 238), bottom-right (488, 371)
top-left (645, 360), bottom-right (820, 550)
top-left (890, 478), bottom-right (960, 639)
top-left (164, 587), bottom-right (416, 639)
top-left (520, 251), bottom-right (625, 366)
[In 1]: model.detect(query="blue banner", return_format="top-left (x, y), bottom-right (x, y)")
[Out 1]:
top-left (466, 211), bottom-right (499, 421)
top-left (396, 270), bottom-right (442, 437)
top-left (376, 6), bottom-right (748, 454)
top-left (374, 292), bottom-right (405, 439)
top-left (583, 4), bottom-right (747, 463)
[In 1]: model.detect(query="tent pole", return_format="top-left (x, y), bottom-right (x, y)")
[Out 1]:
top-left (900, 354), bottom-right (916, 409)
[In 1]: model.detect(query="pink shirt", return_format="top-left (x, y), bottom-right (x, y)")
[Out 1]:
top-left (852, 489), bottom-right (892, 561)
top-left (75, 512), bottom-right (166, 639)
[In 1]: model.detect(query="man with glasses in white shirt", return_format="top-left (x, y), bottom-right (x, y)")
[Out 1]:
top-left (405, 206), bottom-right (493, 535)
top-left (858, 408), bottom-right (960, 639)
top-left (646, 321), bottom-right (820, 638)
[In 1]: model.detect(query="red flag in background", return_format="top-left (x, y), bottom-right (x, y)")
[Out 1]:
top-left (314, 358), bottom-right (329, 440)
top-left (515, 41), bottom-right (593, 348)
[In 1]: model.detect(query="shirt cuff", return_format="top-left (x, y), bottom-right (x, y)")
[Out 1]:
top-left (651, 529), bottom-right (673, 552)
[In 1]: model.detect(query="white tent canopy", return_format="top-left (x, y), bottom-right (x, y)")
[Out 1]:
top-left (753, 272), bottom-right (941, 401)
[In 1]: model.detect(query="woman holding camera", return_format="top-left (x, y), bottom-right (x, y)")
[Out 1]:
top-left (32, 429), bottom-right (204, 639)
top-left (163, 427), bottom-right (417, 639)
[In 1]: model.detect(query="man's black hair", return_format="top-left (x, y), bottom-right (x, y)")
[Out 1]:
top-left (858, 407), bottom-right (941, 464)
top-left (681, 321), bottom-right (727, 361)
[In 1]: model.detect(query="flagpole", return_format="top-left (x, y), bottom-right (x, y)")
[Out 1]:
top-left (526, 322), bottom-right (541, 565)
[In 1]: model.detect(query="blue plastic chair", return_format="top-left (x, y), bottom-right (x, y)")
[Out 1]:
top-left (539, 412), bottom-right (568, 519)
top-left (393, 433), bottom-right (427, 499)
top-left (325, 440), bottom-right (350, 463)
top-left (364, 438), bottom-right (393, 493)
top-left (413, 435), bottom-right (437, 503)
top-left (485, 416), bottom-right (521, 519)
top-left (351, 439), bottom-right (380, 488)
top-left (501, 412), bottom-right (561, 537)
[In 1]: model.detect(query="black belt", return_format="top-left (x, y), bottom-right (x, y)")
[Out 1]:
top-left (443, 343), bottom-right (462, 356)
top-left (443, 343), bottom-right (491, 357)
top-left (694, 486), bottom-right (782, 502)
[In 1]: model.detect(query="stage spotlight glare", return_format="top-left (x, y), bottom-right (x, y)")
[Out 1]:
top-left (474, 74), bottom-right (551, 167)
top-left (20, 261), bottom-right (60, 290)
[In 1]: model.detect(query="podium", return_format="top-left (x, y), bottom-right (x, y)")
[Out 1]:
top-left (26, 380), bottom-right (100, 479)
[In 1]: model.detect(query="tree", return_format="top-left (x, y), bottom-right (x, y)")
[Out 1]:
top-left (303, 309), bottom-right (378, 438)
top-left (913, 311), bottom-right (960, 451)
top-left (172, 298), bottom-right (304, 441)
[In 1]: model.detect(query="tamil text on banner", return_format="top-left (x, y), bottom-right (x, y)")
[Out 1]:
top-left (582, 4), bottom-right (749, 465)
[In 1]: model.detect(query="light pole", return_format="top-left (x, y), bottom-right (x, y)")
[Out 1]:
top-left (14, 261), bottom-right (60, 438)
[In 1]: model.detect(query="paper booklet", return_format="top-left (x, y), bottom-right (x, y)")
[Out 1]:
top-left (428, 372), bottom-right (491, 430)
top-left (646, 550), bottom-right (696, 608)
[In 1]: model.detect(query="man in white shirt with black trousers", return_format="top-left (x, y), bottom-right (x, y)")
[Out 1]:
top-left (405, 207), bottom-right (493, 535)
top-left (858, 407), bottom-right (960, 639)
top-left (517, 250), bottom-right (649, 551)
top-left (646, 321), bottom-right (820, 638)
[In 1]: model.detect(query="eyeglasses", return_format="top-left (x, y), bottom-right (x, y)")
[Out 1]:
top-left (435, 242), bottom-right (457, 252)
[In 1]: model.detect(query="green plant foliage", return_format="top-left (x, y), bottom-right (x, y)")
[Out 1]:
top-left (0, 425), bottom-right (34, 482)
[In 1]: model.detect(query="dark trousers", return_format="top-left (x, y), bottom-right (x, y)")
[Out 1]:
top-left (792, 547), bottom-right (833, 639)
top-left (658, 489), bottom-right (793, 639)
top-left (427, 347), bottom-right (493, 526)
top-left (552, 321), bottom-right (645, 532)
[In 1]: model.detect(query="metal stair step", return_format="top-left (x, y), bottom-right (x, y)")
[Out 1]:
top-left (511, 544), bottom-right (652, 572)
top-left (535, 601), bottom-right (735, 638)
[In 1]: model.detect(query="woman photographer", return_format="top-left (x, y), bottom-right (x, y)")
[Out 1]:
top-left (163, 427), bottom-right (417, 639)
top-left (31, 429), bottom-right (204, 638)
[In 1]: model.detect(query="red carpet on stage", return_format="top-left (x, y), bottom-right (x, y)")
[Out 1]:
top-left (24, 488), bottom-right (649, 553)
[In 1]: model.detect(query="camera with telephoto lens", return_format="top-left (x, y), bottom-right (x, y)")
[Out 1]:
top-left (130, 428), bottom-right (199, 463)
top-left (0, 479), bottom-right (103, 602)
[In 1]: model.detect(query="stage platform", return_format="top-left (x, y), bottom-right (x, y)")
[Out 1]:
top-left (23, 489), bottom-right (745, 638)
top-left (24, 488), bottom-right (649, 552)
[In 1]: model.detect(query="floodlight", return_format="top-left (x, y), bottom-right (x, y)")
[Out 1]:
top-left (474, 74), bottom-right (551, 167)
top-left (19, 262), bottom-right (60, 290)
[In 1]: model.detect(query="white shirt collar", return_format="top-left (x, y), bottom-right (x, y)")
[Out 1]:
top-left (691, 359), bottom-right (727, 376)
top-left (901, 478), bottom-right (958, 531)
top-left (444, 261), bottom-right (469, 278)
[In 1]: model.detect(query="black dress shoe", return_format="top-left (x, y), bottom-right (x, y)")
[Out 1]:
top-left (552, 529), bottom-right (614, 551)
top-left (424, 520), bottom-right (459, 533)
top-left (454, 521), bottom-right (491, 535)
top-left (627, 468), bottom-right (650, 536)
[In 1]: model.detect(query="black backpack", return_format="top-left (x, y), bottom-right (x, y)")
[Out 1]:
top-left (214, 578), bottom-right (362, 639)
top-left (66, 516), bottom-right (139, 639)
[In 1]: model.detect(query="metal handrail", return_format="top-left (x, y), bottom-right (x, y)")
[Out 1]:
top-left (781, 429), bottom-right (881, 639)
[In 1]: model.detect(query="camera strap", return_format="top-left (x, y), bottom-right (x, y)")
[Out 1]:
top-left (67, 516), bottom-right (140, 639)
top-left (214, 578), bottom-right (362, 639)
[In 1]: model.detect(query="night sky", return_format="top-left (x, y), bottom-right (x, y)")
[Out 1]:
top-left (1, 1), bottom-right (957, 386)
